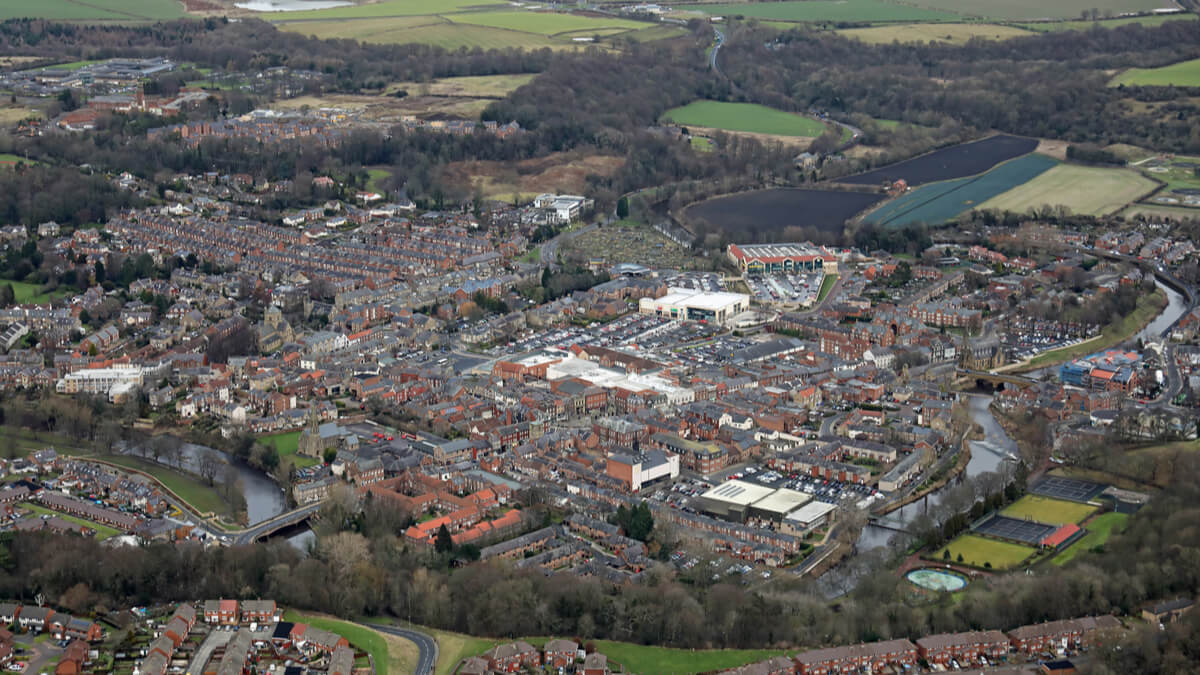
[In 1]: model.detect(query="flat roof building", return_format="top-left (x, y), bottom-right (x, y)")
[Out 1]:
top-left (639, 287), bottom-right (749, 326)
top-left (698, 480), bottom-right (814, 523)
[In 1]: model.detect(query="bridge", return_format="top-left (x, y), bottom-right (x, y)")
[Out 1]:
top-left (955, 369), bottom-right (1039, 389)
top-left (231, 503), bottom-right (323, 545)
top-left (867, 514), bottom-right (912, 533)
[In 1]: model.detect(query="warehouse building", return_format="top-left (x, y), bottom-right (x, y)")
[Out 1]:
top-left (697, 480), bottom-right (812, 523)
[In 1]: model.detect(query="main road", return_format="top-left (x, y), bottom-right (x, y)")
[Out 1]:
top-left (366, 623), bottom-right (439, 675)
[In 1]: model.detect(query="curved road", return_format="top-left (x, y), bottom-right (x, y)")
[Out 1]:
top-left (709, 26), bottom-right (726, 77)
top-left (367, 623), bottom-right (439, 675)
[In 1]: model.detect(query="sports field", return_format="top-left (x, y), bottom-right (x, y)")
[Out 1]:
top-left (935, 534), bottom-right (1036, 570)
top-left (1001, 495), bottom-right (1097, 526)
top-left (864, 153), bottom-right (1058, 227)
top-left (0, 0), bottom-right (184, 21)
top-left (839, 23), bottom-right (1034, 44)
top-left (1110, 57), bottom-right (1200, 87)
top-left (1052, 512), bottom-right (1129, 566)
top-left (904, 0), bottom-right (1170, 20)
top-left (662, 101), bottom-right (828, 137)
top-left (978, 164), bottom-right (1158, 216)
top-left (693, 0), bottom-right (958, 23)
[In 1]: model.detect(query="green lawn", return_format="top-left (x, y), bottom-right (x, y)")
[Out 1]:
top-left (0, 0), bottom-right (182, 21)
top-left (935, 534), bottom-right (1036, 570)
top-left (450, 10), bottom-right (648, 36)
top-left (0, 153), bottom-right (38, 167)
top-left (285, 612), bottom-right (392, 675)
top-left (590, 641), bottom-right (790, 673)
top-left (690, 136), bottom-right (714, 152)
top-left (694, 0), bottom-right (958, 23)
top-left (1052, 512), bottom-right (1129, 566)
top-left (1111, 56), bottom-right (1200, 87)
top-left (1001, 495), bottom-right (1097, 526)
top-left (663, 101), bottom-right (828, 137)
top-left (1019, 14), bottom-right (1197, 32)
top-left (978, 163), bottom-right (1159, 216)
top-left (260, 429), bottom-right (319, 469)
top-left (366, 168), bottom-right (391, 194)
top-left (839, 22), bottom-right (1035, 44)
top-left (6, 280), bottom-right (71, 305)
top-left (20, 501), bottom-right (123, 540)
top-left (269, 0), bottom-right (504, 20)
top-left (817, 274), bottom-right (838, 302)
top-left (98, 455), bottom-right (231, 517)
top-left (1015, 289), bottom-right (1165, 371)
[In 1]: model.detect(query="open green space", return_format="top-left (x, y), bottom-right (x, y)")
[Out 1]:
top-left (903, 0), bottom-right (1169, 20)
top-left (0, 425), bottom-right (94, 456)
top-left (450, 10), bottom-right (648, 36)
top-left (98, 455), bottom-right (231, 517)
top-left (1015, 288), bottom-right (1165, 371)
top-left (978, 163), bottom-right (1159, 216)
top-left (269, 0), bottom-right (504, 20)
top-left (20, 502), bottom-right (123, 540)
top-left (260, 429), bottom-right (319, 469)
top-left (285, 612), bottom-right (392, 675)
top-left (366, 168), bottom-right (391, 194)
top-left (1110, 57), bottom-right (1200, 87)
top-left (0, 0), bottom-right (183, 21)
top-left (6, 280), bottom-right (71, 305)
top-left (817, 274), bottom-right (838, 302)
top-left (662, 100), bottom-right (828, 137)
top-left (282, 17), bottom-right (597, 49)
top-left (0, 153), bottom-right (38, 167)
top-left (935, 534), bottom-right (1036, 570)
top-left (1137, 154), bottom-right (1200, 194)
top-left (1018, 14), bottom-right (1197, 32)
top-left (691, 0), bottom-right (958, 23)
top-left (1001, 495), bottom-right (1097, 526)
top-left (1052, 512), bottom-right (1129, 566)
top-left (589, 641), bottom-right (790, 674)
top-left (690, 136), bottom-right (714, 152)
top-left (839, 22), bottom-right (1035, 44)
top-left (864, 153), bottom-right (1057, 227)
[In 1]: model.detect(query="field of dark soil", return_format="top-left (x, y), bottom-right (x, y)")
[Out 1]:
top-left (683, 188), bottom-right (884, 239)
top-left (838, 135), bottom-right (1039, 187)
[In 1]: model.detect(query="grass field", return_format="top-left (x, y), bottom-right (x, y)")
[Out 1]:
top-left (1018, 14), bottom-right (1197, 31)
top-left (690, 136), bottom-right (714, 152)
top-left (1052, 512), bottom-right (1129, 566)
top-left (366, 168), bottom-right (391, 194)
top-left (285, 612), bottom-right (397, 675)
top-left (259, 429), bottom-right (320, 469)
top-left (693, 0), bottom-right (958, 23)
top-left (978, 163), bottom-right (1159, 216)
top-left (0, 153), bottom-right (37, 167)
top-left (99, 455), bottom-right (231, 517)
top-left (1014, 289), bottom-right (1165, 371)
top-left (1111, 57), bottom-right (1200, 87)
top-left (0, 0), bottom-right (183, 21)
top-left (817, 274), bottom-right (838, 302)
top-left (269, 0), bottom-right (503, 20)
top-left (838, 22), bottom-right (1035, 44)
top-left (1001, 495), bottom-right (1097, 526)
top-left (864, 153), bottom-right (1057, 227)
top-left (7, 280), bottom-right (71, 305)
top-left (936, 534), bottom-right (1036, 570)
top-left (904, 0), bottom-right (1170, 20)
top-left (282, 18), bottom-right (589, 49)
top-left (450, 11), bottom-right (647, 35)
top-left (20, 502), bottom-right (123, 540)
top-left (1120, 203), bottom-right (1200, 220)
top-left (590, 641), bottom-right (790, 674)
top-left (663, 101), bottom-right (828, 137)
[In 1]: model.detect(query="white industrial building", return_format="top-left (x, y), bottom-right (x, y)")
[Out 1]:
top-left (639, 287), bottom-right (750, 326)
top-left (56, 364), bottom-right (145, 402)
top-left (697, 480), bottom-right (812, 523)
top-left (533, 194), bottom-right (594, 224)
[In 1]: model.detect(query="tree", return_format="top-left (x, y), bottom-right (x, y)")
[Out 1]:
top-left (956, 553), bottom-right (964, 563)
top-left (943, 549), bottom-right (951, 561)
top-left (616, 196), bottom-right (630, 219)
top-left (434, 524), bottom-right (454, 553)
top-left (0, 284), bottom-right (13, 307)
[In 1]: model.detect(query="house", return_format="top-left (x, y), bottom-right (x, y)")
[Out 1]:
top-left (484, 641), bottom-right (541, 672)
top-left (581, 652), bottom-right (610, 675)
top-left (55, 640), bottom-right (88, 675)
top-left (1141, 598), bottom-right (1194, 626)
top-left (240, 599), bottom-right (277, 623)
top-left (203, 599), bottom-right (238, 625)
top-left (1007, 616), bottom-right (1122, 655)
top-left (543, 639), bottom-right (579, 669)
top-left (328, 646), bottom-right (355, 675)
top-left (916, 630), bottom-right (1008, 667)
top-left (164, 616), bottom-right (189, 646)
top-left (64, 617), bottom-right (103, 642)
top-left (794, 639), bottom-right (917, 674)
top-left (0, 603), bottom-right (20, 625)
top-left (457, 657), bottom-right (491, 675)
top-left (172, 604), bottom-right (197, 631)
top-left (722, 656), bottom-right (796, 675)
top-left (0, 628), bottom-right (13, 667)
top-left (18, 606), bottom-right (54, 633)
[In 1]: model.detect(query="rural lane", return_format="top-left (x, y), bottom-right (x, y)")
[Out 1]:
top-left (710, 26), bottom-right (726, 77)
top-left (365, 623), bottom-right (439, 675)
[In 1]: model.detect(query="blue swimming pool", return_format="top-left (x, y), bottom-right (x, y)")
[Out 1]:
top-left (906, 568), bottom-right (967, 592)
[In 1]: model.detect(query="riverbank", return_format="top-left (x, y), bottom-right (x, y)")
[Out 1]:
top-left (84, 455), bottom-right (243, 530)
top-left (875, 441), bottom-right (973, 518)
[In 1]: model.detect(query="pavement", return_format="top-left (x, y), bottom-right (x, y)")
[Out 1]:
top-left (365, 623), bottom-right (438, 675)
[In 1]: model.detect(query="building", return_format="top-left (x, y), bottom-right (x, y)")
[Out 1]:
top-left (878, 447), bottom-right (930, 493)
top-left (639, 287), bottom-right (750, 326)
top-left (794, 639), bottom-right (917, 674)
top-left (917, 630), bottom-right (1009, 667)
top-left (203, 599), bottom-right (238, 625)
top-left (55, 365), bottom-right (144, 401)
top-left (1141, 598), bottom-right (1194, 626)
top-left (697, 480), bottom-right (813, 524)
top-left (779, 500), bottom-right (836, 537)
top-left (605, 450), bottom-right (679, 492)
top-left (543, 639), bottom-right (579, 669)
top-left (532, 194), bottom-right (594, 224)
top-left (1007, 616), bottom-right (1122, 655)
top-left (1060, 350), bottom-right (1140, 393)
top-left (483, 640), bottom-right (541, 672)
top-left (727, 242), bottom-right (839, 275)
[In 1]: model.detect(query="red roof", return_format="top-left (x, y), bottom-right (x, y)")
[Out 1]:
top-left (1041, 523), bottom-right (1081, 548)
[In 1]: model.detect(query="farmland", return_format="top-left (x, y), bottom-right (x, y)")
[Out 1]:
top-left (839, 134), bottom-right (1039, 187)
top-left (839, 23), bottom-right (1035, 45)
top-left (935, 534), bottom-right (1036, 570)
top-left (978, 163), bottom-right (1159, 215)
top-left (1018, 14), bottom-right (1197, 32)
top-left (683, 188), bottom-right (884, 238)
top-left (1000, 495), bottom-right (1097, 526)
top-left (389, 74), bottom-right (537, 99)
top-left (0, 0), bottom-right (184, 21)
top-left (662, 101), bottom-right (829, 138)
top-left (903, 0), bottom-right (1171, 20)
top-left (1110, 57), bottom-right (1200, 87)
top-left (863, 153), bottom-right (1058, 227)
top-left (281, 19), bottom-right (576, 50)
top-left (686, 0), bottom-right (958, 23)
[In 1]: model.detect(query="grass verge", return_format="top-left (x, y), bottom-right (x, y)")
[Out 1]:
top-left (284, 611), bottom-right (393, 675)
top-left (1052, 512), bottom-right (1128, 566)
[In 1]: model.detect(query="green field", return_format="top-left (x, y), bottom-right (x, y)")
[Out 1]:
top-left (904, 0), bottom-right (1170, 20)
top-left (1052, 512), bottom-right (1129, 566)
top-left (366, 168), bottom-right (391, 194)
top-left (1111, 57), bottom-right (1200, 87)
top-left (285, 612), bottom-right (394, 675)
top-left (0, 154), bottom-right (38, 168)
top-left (281, 15), bottom-right (628, 49)
top-left (260, 429), bottom-right (320, 468)
top-left (269, 0), bottom-right (504, 20)
top-left (817, 274), bottom-right (838, 302)
top-left (7, 280), bottom-right (71, 305)
top-left (936, 534), bottom-right (1036, 570)
top-left (0, 0), bottom-right (184, 21)
top-left (692, 0), bottom-right (959, 23)
top-left (1014, 288), bottom-right (1165, 371)
top-left (663, 101), bottom-right (828, 137)
top-left (1001, 495), bottom-right (1097, 526)
top-left (864, 153), bottom-right (1057, 227)
top-left (839, 22), bottom-right (1035, 44)
top-left (592, 641), bottom-right (790, 674)
top-left (978, 163), bottom-right (1159, 216)
top-left (20, 501), bottom-right (123, 540)
top-left (1018, 14), bottom-right (1197, 31)
top-left (99, 455), bottom-right (231, 517)
top-left (450, 10), bottom-right (648, 35)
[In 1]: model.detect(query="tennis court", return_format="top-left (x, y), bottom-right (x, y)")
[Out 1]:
top-left (973, 514), bottom-right (1057, 545)
top-left (1031, 476), bottom-right (1106, 503)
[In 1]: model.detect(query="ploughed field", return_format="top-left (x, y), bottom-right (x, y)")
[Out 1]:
top-left (839, 135), bottom-right (1039, 187)
top-left (683, 188), bottom-right (884, 237)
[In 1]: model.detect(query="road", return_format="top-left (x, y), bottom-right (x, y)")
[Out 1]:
top-left (709, 26), bottom-right (725, 77)
top-left (367, 624), bottom-right (439, 675)
top-left (230, 502), bottom-right (323, 545)
top-left (539, 221), bottom-right (600, 266)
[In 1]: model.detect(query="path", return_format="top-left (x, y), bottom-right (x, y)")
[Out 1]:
top-left (365, 624), bottom-right (438, 675)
